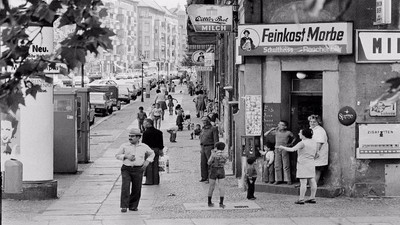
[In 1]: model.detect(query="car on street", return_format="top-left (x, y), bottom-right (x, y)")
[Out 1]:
top-left (88, 79), bottom-right (121, 110)
top-left (90, 92), bottom-right (113, 116)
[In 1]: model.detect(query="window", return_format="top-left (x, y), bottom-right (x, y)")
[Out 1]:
top-left (144, 22), bottom-right (150, 33)
top-left (145, 36), bottom-right (150, 46)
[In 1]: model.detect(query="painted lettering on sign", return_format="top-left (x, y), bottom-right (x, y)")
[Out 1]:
top-left (357, 30), bottom-right (400, 63)
top-left (199, 25), bottom-right (227, 31)
top-left (262, 27), bottom-right (344, 43)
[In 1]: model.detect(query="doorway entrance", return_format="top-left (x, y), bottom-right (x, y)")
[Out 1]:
top-left (290, 95), bottom-right (322, 135)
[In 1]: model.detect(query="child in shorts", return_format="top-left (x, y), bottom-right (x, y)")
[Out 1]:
top-left (137, 106), bottom-right (147, 133)
top-left (259, 141), bottom-right (275, 184)
top-left (245, 157), bottom-right (257, 200)
top-left (151, 103), bottom-right (163, 129)
top-left (190, 124), bottom-right (201, 139)
top-left (207, 142), bottom-right (228, 208)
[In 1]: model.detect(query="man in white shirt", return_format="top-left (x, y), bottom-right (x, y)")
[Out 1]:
top-left (115, 128), bottom-right (154, 213)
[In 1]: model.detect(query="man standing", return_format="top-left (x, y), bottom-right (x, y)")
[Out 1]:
top-left (199, 116), bottom-right (219, 183)
top-left (142, 118), bottom-right (164, 185)
top-left (264, 120), bottom-right (296, 185)
top-left (115, 128), bottom-right (154, 213)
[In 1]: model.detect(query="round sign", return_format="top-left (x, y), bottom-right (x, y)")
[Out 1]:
top-left (192, 50), bottom-right (205, 64)
top-left (338, 106), bottom-right (357, 126)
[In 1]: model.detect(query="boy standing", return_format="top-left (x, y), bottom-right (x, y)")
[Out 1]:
top-left (245, 157), bottom-right (257, 200)
top-left (207, 142), bottom-right (228, 208)
top-left (259, 141), bottom-right (275, 184)
top-left (264, 120), bottom-right (296, 185)
top-left (137, 106), bottom-right (147, 133)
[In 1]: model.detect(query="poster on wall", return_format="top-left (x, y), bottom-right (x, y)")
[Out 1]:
top-left (245, 95), bottom-right (262, 135)
top-left (369, 101), bottom-right (396, 117)
top-left (357, 123), bottom-right (400, 159)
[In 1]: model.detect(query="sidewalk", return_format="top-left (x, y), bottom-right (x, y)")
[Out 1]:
top-left (3, 84), bottom-right (400, 225)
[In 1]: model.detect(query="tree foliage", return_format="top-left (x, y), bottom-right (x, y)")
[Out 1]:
top-left (0, 0), bottom-right (115, 113)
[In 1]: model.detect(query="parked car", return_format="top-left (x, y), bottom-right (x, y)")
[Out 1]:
top-left (88, 79), bottom-right (121, 110)
top-left (90, 92), bottom-right (113, 116)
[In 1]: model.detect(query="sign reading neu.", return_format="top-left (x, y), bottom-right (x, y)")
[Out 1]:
top-left (238, 22), bottom-right (353, 56)
top-left (187, 4), bottom-right (233, 33)
top-left (356, 30), bottom-right (400, 63)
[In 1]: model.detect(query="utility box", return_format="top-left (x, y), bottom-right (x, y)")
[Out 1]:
top-left (76, 88), bottom-right (91, 163)
top-left (4, 159), bottom-right (23, 194)
top-left (54, 88), bottom-right (78, 173)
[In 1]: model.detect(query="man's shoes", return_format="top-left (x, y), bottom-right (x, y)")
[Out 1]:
top-left (294, 200), bottom-right (305, 205)
top-left (121, 208), bottom-right (127, 213)
top-left (269, 181), bottom-right (274, 184)
top-left (129, 208), bottom-right (138, 211)
top-left (305, 199), bottom-right (316, 204)
top-left (219, 203), bottom-right (225, 208)
top-left (248, 197), bottom-right (256, 200)
top-left (273, 181), bottom-right (283, 185)
top-left (199, 179), bottom-right (207, 182)
top-left (170, 141), bottom-right (177, 143)
top-left (287, 181), bottom-right (292, 185)
top-left (208, 203), bottom-right (214, 207)
top-left (205, 180), bottom-right (209, 184)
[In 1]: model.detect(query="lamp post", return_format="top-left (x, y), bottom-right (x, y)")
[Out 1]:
top-left (157, 61), bottom-right (160, 89)
top-left (140, 55), bottom-right (144, 102)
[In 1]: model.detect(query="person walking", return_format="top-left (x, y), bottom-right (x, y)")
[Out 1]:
top-left (199, 116), bottom-right (219, 183)
top-left (207, 142), bottom-right (228, 208)
top-left (137, 106), bottom-right (147, 133)
top-left (279, 128), bottom-right (318, 204)
top-left (264, 120), bottom-right (296, 185)
top-left (154, 89), bottom-right (167, 120)
top-left (194, 90), bottom-right (206, 118)
top-left (142, 118), bottom-right (164, 185)
top-left (115, 128), bottom-right (154, 213)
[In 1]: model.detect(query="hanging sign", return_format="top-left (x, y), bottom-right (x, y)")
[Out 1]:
top-left (187, 4), bottom-right (233, 32)
top-left (238, 22), bottom-right (353, 56)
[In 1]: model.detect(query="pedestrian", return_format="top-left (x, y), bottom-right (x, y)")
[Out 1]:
top-left (190, 123), bottom-right (201, 139)
top-left (207, 142), bottom-right (228, 208)
top-left (142, 118), bottom-right (164, 185)
top-left (150, 103), bottom-right (162, 129)
top-left (199, 116), bottom-right (219, 183)
top-left (279, 128), bottom-right (318, 204)
top-left (175, 104), bottom-right (184, 131)
top-left (264, 120), bottom-right (296, 185)
top-left (193, 90), bottom-right (206, 118)
top-left (166, 126), bottom-right (178, 143)
top-left (167, 94), bottom-right (178, 116)
top-left (259, 141), bottom-right (275, 184)
top-left (154, 89), bottom-right (167, 120)
top-left (115, 128), bottom-right (154, 213)
top-left (308, 114), bottom-right (329, 186)
top-left (245, 156), bottom-right (257, 200)
top-left (137, 106), bottom-right (147, 133)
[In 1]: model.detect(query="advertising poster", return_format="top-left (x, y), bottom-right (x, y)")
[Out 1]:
top-left (245, 95), bottom-right (262, 135)
top-left (357, 123), bottom-right (400, 159)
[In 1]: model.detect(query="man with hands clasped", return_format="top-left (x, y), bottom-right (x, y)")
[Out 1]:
top-left (115, 128), bottom-right (154, 213)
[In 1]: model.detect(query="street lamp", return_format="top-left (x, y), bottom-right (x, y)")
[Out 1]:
top-left (140, 55), bottom-right (144, 102)
top-left (157, 61), bottom-right (160, 89)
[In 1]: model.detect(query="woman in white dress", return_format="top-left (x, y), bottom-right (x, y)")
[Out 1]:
top-left (308, 115), bottom-right (329, 185)
top-left (280, 128), bottom-right (318, 204)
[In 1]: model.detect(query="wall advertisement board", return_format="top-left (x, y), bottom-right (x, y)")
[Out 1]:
top-left (357, 123), bottom-right (400, 159)
top-left (238, 22), bottom-right (353, 56)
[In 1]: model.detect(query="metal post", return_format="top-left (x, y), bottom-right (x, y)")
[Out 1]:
top-left (141, 61), bottom-right (144, 102)
top-left (157, 62), bottom-right (160, 89)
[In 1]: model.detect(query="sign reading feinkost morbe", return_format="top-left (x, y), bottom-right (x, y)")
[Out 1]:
top-left (238, 22), bottom-right (353, 56)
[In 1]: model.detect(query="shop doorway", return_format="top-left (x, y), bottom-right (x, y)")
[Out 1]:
top-left (290, 95), bottom-right (322, 135)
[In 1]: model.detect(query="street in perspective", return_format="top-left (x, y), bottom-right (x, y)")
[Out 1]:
top-left (2, 0), bottom-right (400, 225)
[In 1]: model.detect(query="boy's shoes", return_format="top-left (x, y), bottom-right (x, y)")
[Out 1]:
top-left (204, 180), bottom-right (209, 184)
top-left (208, 203), bottom-right (214, 207)
top-left (129, 208), bottom-right (138, 211)
top-left (121, 208), bottom-right (127, 213)
top-left (170, 141), bottom-right (177, 143)
top-left (305, 199), bottom-right (316, 204)
top-left (294, 200), bottom-right (305, 205)
top-left (273, 181), bottom-right (283, 185)
top-left (199, 179), bottom-right (207, 182)
top-left (287, 181), bottom-right (292, 185)
top-left (247, 197), bottom-right (256, 200)
top-left (219, 203), bottom-right (225, 208)
top-left (269, 181), bottom-right (274, 184)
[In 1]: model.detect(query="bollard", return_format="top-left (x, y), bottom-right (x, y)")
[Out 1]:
top-left (4, 159), bottom-right (23, 194)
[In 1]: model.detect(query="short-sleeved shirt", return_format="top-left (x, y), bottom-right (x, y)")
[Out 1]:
top-left (273, 130), bottom-right (294, 148)
top-left (115, 142), bottom-right (154, 167)
top-left (312, 125), bottom-right (329, 166)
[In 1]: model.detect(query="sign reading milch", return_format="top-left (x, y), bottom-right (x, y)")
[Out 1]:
top-left (356, 30), bottom-right (400, 63)
top-left (238, 22), bottom-right (353, 56)
top-left (187, 4), bottom-right (233, 32)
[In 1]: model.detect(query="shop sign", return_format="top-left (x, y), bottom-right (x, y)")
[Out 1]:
top-left (356, 30), bottom-right (400, 63)
top-left (187, 4), bottom-right (233, 33)
top-left (338, 106), bottom-right (356, 126)
top-left (193, 66), bottom-right (212, 71)
top-left (245, 95), bottom-right (262, 135)
top-left (369, 101), bottom-right (396, 117)
top-left (238, 22), bottom-right (353, 56)
top-left (357, 123), bottom-right (400, 159)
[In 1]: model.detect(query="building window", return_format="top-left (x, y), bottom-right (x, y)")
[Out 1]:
top-left (144, 22), bottom-right (150, 33)
top-left (145, 36), bottom-right (150, 46)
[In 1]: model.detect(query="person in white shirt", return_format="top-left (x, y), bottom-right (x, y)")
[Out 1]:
top-left (115, 128), bottom-right (154, 213)
top-left (259, 141), bottom-right (275, 184)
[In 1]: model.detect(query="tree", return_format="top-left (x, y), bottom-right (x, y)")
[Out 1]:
top-left (0, 0), bottom-right (115, 114)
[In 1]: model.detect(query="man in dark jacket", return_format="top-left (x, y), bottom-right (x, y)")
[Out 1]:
top-left (142, 118), bottom-right (164, 185)
top-left (199, 116), bottom-right (219, 183)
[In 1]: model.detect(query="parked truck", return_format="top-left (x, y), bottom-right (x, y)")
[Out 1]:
top-left (88, 85), bottom-right (121, 110)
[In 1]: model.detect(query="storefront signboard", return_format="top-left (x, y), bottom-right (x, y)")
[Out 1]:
top-left (369, 101), bottom-right (396, 117)
top-left (187, 4), bottom-right (233, 33)
top-left (356, 30), bottom-right (400, 63)
top-left (238, 22), bottom-right (353, 56)
top-left (245, 95), bottom-right (262, 135)
top-left (357, 123), bottom-right (400, 159)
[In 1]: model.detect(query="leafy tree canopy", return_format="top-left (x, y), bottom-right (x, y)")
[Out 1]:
top-left (0, 0), bottom-right (115, 113)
